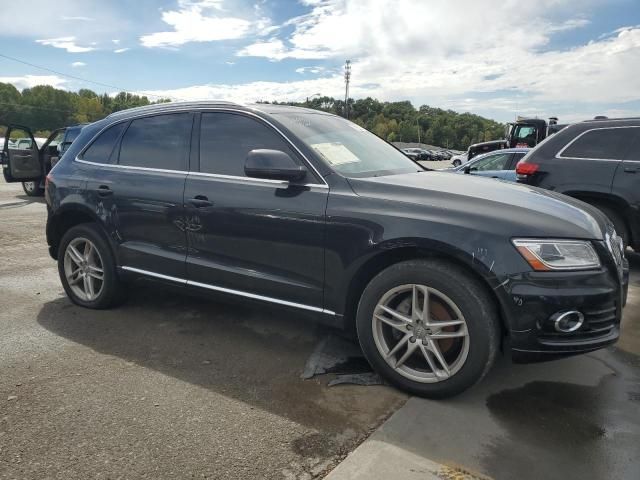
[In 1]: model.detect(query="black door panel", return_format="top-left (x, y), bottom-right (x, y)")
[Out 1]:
top-left (85, 167), bottom-right (189, 277)
top-left (2, 125), bottom-right (41, 182)
top-left (184, 177), bottom-right (327, 308)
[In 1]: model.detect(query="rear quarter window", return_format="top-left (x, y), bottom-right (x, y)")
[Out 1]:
top-left (559, 127), bottom-right (635, 160)
top-left (81, 122), bottom-right (127, 164)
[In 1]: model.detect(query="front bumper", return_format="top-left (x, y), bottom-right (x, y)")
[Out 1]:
top-left (495, 250), bottom-right (628, 362)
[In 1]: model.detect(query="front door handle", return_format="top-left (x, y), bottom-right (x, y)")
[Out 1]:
top-left (97, 185), bottom-right (113, 196)
top-left (188, 195), bottom-right (213, 208)
top-left (623, 167), bottom-right (639, 173)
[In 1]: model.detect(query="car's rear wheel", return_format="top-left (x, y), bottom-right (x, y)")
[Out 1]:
top-left (356, 259), bottom-right (500, 398)
top-left (58, 223), bottom-right (126, 309)
top-left (452, 160), bottom-right (461, 167)
top-left (22, 181), bottom-right (44, 197)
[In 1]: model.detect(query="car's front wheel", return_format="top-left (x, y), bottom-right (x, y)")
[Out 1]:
top-left (356, 259), bottom-right (500, 398)
top-left (58, 223), bottom-right (126, 309)
top-left (452, 160), bottom-right (461, 167)
top-left (22, 181), bottom-right (44, 197)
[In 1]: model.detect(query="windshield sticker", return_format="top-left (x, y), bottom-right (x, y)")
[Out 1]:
top-left (311, 142), bottom-right (361, 165)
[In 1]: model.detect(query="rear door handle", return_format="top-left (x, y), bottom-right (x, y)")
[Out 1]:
top-left (623, 167), bottom-right (640, 173)
top-left (188, 195), bottom-right (213, 208)
top-left (97, 185), bottom-right (113, 196)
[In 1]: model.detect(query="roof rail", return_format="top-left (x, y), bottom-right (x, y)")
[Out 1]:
top-left (106, 100), bottom-right (241, 118)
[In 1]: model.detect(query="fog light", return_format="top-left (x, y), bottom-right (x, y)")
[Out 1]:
top-left (551, 310), bottom-right (584, 333)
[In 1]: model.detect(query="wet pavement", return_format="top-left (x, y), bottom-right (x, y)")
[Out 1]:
top-left (1, 178), bottom-right (638, 479)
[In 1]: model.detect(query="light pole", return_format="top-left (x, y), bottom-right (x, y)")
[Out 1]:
top-left (306, 92), bottom-right (321, 103)
top-left (416, 117), bottom-right (421, 144)
top-left (344, 60), bottom-right (351, 119)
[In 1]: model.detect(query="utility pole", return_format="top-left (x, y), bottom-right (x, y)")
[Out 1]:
top-left (344, 60), bottom-right (351, 119)
top-left (416, 118), bottom-right (421, 144)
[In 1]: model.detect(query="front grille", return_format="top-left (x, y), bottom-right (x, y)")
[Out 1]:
top-left (539, 301), bottom-right (618, 342)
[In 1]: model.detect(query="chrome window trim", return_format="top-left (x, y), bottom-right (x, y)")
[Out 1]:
top-left (75, 106), bottom-right (329, 186)
top-left (555, 125), bottom-right (640, 162)
top-left (74, 158), bottom-right (328, 189)
top-left (121, 266), bottom-right (335, 315)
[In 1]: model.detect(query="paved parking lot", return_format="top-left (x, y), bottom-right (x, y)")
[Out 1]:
top-left (1, 178), bottom-right (638, 479)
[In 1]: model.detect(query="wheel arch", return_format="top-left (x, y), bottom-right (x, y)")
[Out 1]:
top-left (341, 244), bottom-right (508, 339)
top-left (47, 205), bottom-right (112, 260)
top-left (562, 190), bottom-right (635, 244)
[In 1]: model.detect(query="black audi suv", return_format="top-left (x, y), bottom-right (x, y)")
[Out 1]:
top-left (40, 101), bottom-right (629, 398)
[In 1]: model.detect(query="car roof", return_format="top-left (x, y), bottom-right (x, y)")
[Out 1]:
top-left (105, 101), bottom-right (335, 121)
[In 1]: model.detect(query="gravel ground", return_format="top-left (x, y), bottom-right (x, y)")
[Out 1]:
top-left (0, 180), bottom-right (406, 480)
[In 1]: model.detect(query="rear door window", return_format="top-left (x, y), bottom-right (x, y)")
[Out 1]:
top-left (560, 128), bottom-right (634, 160)
top-left (473, 152), bottom-right (511, 171)
top-left (118, 113), bottom-right (192, 170)
top-left (199, 112), bottom-right (299, 177)
top-left (82, 122), bottom-right (126, 164)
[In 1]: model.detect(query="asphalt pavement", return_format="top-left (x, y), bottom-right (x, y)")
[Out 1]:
top-left (0, 180), bottom-right (405, 479)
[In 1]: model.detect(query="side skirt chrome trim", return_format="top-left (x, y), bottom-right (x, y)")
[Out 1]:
top-left (121, 265), bottom-right (335, 315)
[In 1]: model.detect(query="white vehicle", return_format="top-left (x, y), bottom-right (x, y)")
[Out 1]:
top-left (451, 152), bottom-right (468, 167)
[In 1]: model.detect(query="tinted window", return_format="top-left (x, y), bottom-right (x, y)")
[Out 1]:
top-left (511, 152), bottom-right (526, 168)
top-left (199, 113), bottom-right (297, 176)
top-left (82, 123), bottom-right (126, 163)
top-left (473, 152), bottom-right (511, 171)
top-left (560, 128), bottom-right (633, 160)
top-left (119, 114), bottom-right (192, 170)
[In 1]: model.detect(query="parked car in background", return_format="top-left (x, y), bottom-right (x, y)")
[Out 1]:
top-left (451, 151), bottom-right (468, 167)
top-left (1, 124), bottom-right (86, 196)
top-left (42, 101), bottom-right (628, 398)
top-left (517, 117), bottom-right (640, 250)
top-left (402, 148), bottom-right (432, 161)
top-left (451, 148), bottom-right (529, 181)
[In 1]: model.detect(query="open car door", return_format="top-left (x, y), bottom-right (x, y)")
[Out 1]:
top-left (1, 124), bottom-right (42, 183)
top-left (41, 128), bottom-right (66, 171)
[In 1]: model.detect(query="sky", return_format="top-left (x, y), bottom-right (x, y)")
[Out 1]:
top-left (0, 0), bottom-right (639, 123)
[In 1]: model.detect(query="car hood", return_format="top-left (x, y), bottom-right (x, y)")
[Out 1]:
top-left (347, 171), bottom-right (607, 240)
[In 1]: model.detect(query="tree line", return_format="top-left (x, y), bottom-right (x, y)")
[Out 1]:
top-left (0, 82), bottom-right (170, 137)
top-left (266, 96), bottom-right (505, 150)
top-left (0, 82), bottom-right (505, 150)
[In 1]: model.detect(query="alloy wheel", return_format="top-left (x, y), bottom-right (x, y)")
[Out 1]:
top-left (372, 284), bottom-right (470, 383)
top-left (63, 237), bottom-right (105, 302)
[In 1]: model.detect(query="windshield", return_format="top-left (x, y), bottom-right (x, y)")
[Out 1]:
top-left (272, 112), bottom-right (421, 178)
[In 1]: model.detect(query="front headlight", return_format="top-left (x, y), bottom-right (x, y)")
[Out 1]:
top-left (512, 239), bottom-right (601, 271)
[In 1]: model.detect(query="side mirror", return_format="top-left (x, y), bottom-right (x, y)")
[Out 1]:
top-left (463, 166), bottom-right (471, 174)
top-left (245, 149), bottom-right (307, 181)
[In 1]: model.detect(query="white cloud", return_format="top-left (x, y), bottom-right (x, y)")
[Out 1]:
top-left (0, 75), bottom-right (67, 90)
top-left (231, 1), bottom-right (640, 120)
top-left (114, 47), bottom-right (130, 53)
top-left (71, 61), bottom-right (86, 67)
top-left (295, 66), bottom-right (326, 74)
top-left (140, 0), bottom-right (253, 47)
top-left (36, 36), bottom-right (95, 53)
top-left (61, 15), bottom-right (94, 21)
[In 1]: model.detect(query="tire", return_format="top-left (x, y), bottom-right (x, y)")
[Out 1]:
top-left (356, 259), bottom-right (500, 398)
top-left (452, 160), bottom-right (461, 167)
top-left (22, 181), bottom-right (44, 197)
top-left (57, 223), bottom-right (126, 309)
top-left (593, 204), bottom-right (629, 249)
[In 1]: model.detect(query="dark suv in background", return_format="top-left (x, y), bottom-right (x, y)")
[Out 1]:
top-left (41, 102), bottom-right (628, 398)
top-left (517, 118), bottom-right (640, 250)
